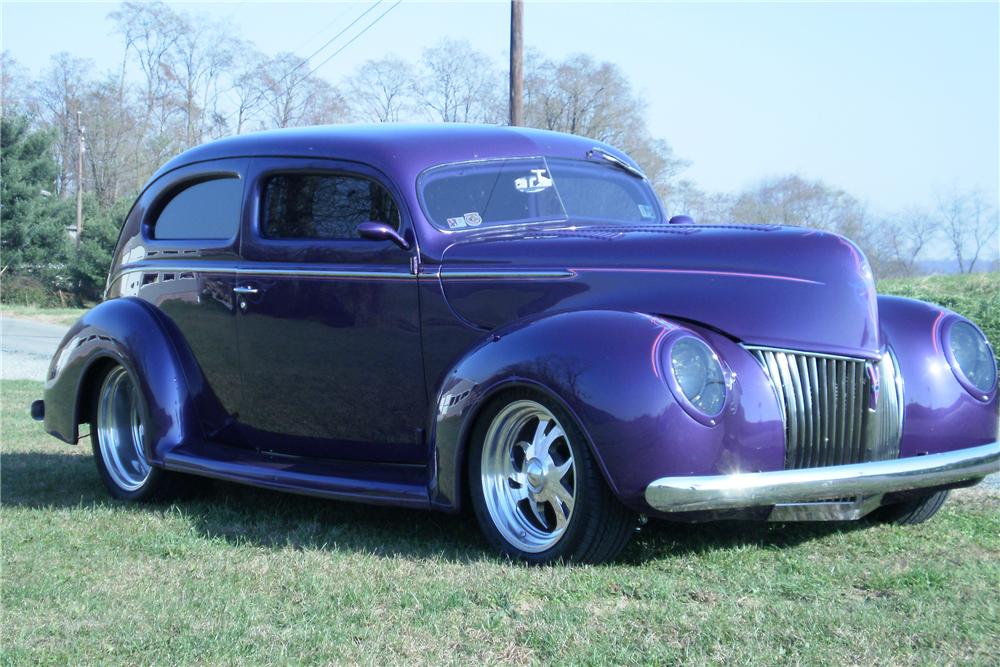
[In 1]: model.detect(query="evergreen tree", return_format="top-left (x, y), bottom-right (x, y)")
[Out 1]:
top-left (1, 115), bottom-right (74, 287)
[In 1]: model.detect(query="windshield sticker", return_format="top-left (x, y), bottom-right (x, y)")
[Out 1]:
top-left (446, 216), bottom-right (468, 229)
top-left (464, 212), bottom-right (483, 227)
top-left (638, 204), bottom-right (655, 219)
top-left (514, 168), bottom-right (554, 194)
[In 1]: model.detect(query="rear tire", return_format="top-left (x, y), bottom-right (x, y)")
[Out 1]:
top-left (89, 364), bottom-right (179, 501)
top-left (872, 490), bottom-right (949, 525)
top-left (468, 390), bottom-right (636, 564)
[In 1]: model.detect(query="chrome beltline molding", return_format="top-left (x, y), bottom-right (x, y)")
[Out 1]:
top-left (114, 262), bottom-right (575, 283)
top-left (644, 442), bottom-right (999, 513)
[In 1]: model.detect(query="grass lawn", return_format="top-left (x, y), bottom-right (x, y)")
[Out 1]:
top-left (0, 304), bottom-right (87, 327)
top-left (2, 380), bottom-right (998, 665)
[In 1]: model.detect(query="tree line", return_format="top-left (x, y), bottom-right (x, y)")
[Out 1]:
top-left (1, 1), bottom-right (996, 305)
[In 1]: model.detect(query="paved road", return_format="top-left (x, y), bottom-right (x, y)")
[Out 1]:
top-left (1, 314), bottom-right (996, 489)
top-left (1, 316), bottom-right (67, 382)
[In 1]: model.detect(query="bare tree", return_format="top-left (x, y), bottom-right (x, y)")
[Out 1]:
top-left (227, 47), bottom-right (266, 134)
top-left (523, 52), bottom-right (687, 198)
top-left (729, 175), bottom-right (864, 232)
top-left (0, 51), bottom-right (31, 117)
top-left (256, 53), bottom-right (347, 128)
top-left (939, 190), bottom-right (999, 273)
top-left (35, 53), bottom-right (93, 196)
top-left (82, 77), bottom-right (141, 205)
top-left (165, 10), bottom-right (234, 146)
top-left (418, 39), bottom-right (504, 123)
top-left (109, 1), bottom-right (184, 137)
top-left (344, 57), bottom-right (416, 122)
top-left (878, 209), bottom-right (938, 276)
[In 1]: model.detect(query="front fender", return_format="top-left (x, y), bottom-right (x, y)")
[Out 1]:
top-left (879, 295), bottom-right (999, 456)
top-left (428, 310), bottom-right (785, 513)
top-left (42, 298), bottom-right (203, 463)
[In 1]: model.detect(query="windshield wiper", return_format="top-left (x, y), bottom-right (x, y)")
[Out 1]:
top-left (587, 147), bottom-right (646, 180)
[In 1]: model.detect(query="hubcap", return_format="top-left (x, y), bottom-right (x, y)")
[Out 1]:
top-left (96, 366), bottom-right (150, 492)
top-left (481, 400), bottom-right (577, 553)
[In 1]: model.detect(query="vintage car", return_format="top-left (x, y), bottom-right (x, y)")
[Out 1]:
top-left (33, 125), bottom-right (999, 564)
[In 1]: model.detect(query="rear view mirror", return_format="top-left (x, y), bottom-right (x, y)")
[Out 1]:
top-left (357, 221), bottom-right (410, 250)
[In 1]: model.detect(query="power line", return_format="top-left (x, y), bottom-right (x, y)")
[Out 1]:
top-left (224, 0), bottom-right (388, 124)
top-left (296, 0), bottom-right (386, 82)
top-left (301, 0), bottom-right (402, 80)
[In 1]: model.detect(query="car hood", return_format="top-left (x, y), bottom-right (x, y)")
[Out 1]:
top-left (437, 224), bottom-right (881, 358)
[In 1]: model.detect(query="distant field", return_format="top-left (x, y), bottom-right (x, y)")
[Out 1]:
top-left (2, 379), bottom-right (998, 665)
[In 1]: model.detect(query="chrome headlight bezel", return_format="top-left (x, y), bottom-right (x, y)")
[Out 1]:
top-left (660, 333), bottom-right (729, 425)
top-left (942, 317), bottom-right (997, 401)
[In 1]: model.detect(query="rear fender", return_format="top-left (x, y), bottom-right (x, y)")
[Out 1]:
top-left (42, 298), bottom-right (204, 463)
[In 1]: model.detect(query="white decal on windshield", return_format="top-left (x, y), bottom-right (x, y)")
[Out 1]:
top-left (514, 168), bottom-right (553, 194)
top-left (446, 216), bottom-right (467, 229)
top-left (638, 204), bottom-right (655, 219)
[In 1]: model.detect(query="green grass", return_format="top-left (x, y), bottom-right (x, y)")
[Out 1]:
top-left (2, 379), bottom-right (998, 665)
top-left (879, 272), bottom-right (1000, 352)
top-left (0, 304), bottom-right (87, 327)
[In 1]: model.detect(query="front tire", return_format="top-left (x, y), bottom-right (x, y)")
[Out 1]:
top-left (468, 391), bottom-right (636, 564)
top-left (872, 490), bottom-right (949, 525)
top-left (90, 364), bottom-right (175, 501)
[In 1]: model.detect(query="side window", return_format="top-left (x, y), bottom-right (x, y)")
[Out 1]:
top-left (261, 173), bottom-right (400, 240)
top-left (153, 177), bottom-right (242, 240)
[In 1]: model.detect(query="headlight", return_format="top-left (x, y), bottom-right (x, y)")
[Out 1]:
top-left (945, 320), bottom-right (997, 397)
top-left (668, 336), bottom-right (727, 418)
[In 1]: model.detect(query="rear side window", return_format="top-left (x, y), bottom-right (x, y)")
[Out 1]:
top-left (261, 173), bottom-right (400, 240)
top-left (153, 177), bottom-right (242, 240)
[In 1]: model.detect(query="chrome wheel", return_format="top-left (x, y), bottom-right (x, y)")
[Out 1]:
top-left (96, 366), bottom-right (150, 492)
top-left (481, 400), bottom-right (577, 553)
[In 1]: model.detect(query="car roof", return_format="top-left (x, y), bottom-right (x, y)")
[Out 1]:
top-left (149, 123), bottom-right (639, 186)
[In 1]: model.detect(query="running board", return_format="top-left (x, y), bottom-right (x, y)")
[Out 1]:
top-left (162, 441), bottom-right (431, 509)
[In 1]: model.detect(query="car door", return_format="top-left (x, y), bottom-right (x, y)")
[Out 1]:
top-left (234, 157), bottom-right (426, 463)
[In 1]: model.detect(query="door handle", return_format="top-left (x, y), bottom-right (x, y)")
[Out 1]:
top-left (233, 285), bottom-right (259, 295)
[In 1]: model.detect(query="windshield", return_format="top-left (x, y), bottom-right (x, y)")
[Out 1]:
top-left (418, 157), bottom-right (662, 231)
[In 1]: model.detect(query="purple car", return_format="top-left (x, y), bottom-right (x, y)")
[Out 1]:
top-left (33, 125), bottom-right (999, 564)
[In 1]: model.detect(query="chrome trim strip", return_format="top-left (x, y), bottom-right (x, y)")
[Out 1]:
top-left (439, 269), bottom-right (575, 280)
top-left (114, 263), bottom-right (572, 282)
top-left (644, 442), bottom-right (999, 513)
top-left (239, 267), bottom-right (412, 279)
top-left (114, 263), bottom-right (415, 281)
top-left (746, 344), bottom-right (880, 363)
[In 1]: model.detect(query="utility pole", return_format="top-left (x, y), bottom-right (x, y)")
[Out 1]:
top-left (509, 0), bottom-right (524, 126)
top-left (75, 110), bottom-right (85, 249)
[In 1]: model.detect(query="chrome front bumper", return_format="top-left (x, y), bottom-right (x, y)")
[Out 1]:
top-left (644, 442), bottom-right (999, 513)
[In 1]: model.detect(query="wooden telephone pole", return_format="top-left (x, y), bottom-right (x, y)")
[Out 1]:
top-left (509, 0), bottom-right (524, 126)
top-left (75, 110), bottom-right (85, 248)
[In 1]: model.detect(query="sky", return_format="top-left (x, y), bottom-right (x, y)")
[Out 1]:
top-left (2, 0), bottom-right (999, 227)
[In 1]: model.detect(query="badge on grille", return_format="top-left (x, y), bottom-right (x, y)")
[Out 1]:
top-left (866, 361), bottom-right (880, 413)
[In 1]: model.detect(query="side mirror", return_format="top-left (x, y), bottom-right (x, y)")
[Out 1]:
top-left (668, 215), bottom-right (695, 225)
top-left (357, 221), bottom-right (410, 250)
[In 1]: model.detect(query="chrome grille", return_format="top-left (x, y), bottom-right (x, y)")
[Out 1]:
top-left (748, 347), bottom-right (903, 469)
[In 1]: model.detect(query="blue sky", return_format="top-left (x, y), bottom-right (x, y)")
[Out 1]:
top-left (3, 1), bottom-right (998, 224)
